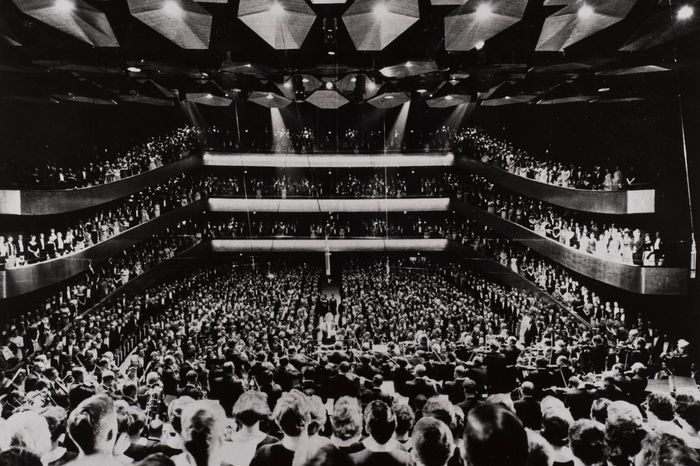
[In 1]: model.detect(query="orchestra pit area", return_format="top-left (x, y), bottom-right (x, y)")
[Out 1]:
top-left (0, 0), bottom-right (699, 465)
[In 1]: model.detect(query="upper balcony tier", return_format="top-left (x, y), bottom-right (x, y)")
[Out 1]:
top-left (0, 152), bottom-right (654, 216)
top-left (455, 158), bottom-right (656, 215)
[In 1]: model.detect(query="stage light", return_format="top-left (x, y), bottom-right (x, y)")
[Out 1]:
top-left (416, 89), bottom-right (427, 94)
top-left (266, 93), bottom-right (274, 100)
top-left (269, 2), bottom-right (285, 15)
top-left (162, 0), bottom-right (184, 17)
top-left (127, 66), bottom-right (142, 73)
top-left (598, 87), bottom-right (610, 93)
top-left (578, 4), bottom-right (594, 19)
top-left (373, 2), bottom-right (389, 17)
top-left (475, 3), bottom-right (493, 20)
top-left (55, 0), bottom-right (75, 13)
top-left (206, 93), bottom-right (213, 99)
top-left (678, 5), bottom-right (694, 20)
top-left (302, 78), bottom-right (310, 83)
top-left (405, 61), bottom-right (413, 68)
top-left (325, 81), bottom-right (334, 90)
top-left (475, 40), bottom-right (485, 50)
top-left (244, 63), bottom-right (252, 68)
top-left (350, 77), bottom-right (357, 83)
top-left (283, 81), bottom-right (292, 89)
top-left (327, 50), bottom-right (336, 55)
top-left (444, 95), bottom-right (454, 100)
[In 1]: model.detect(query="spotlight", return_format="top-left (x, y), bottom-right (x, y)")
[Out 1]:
top-left (598, 87), bottom-right (611, 93)
top-left (578, 4), bottom-right (594, 19)
top-left (269, 2), bottom-right (285, 15)
top-left (325, 81), bottom-right (334, 90)
top-left (244, 63), bottom-right (253, 68)
top-left (416, 89), bottom-right (427, 94)
top-left (405, 61), bottom-right (413, 68)
top-left (475, 3), bottom-right (493, 20)
top-left (475, 40), bottom-right (485, 50)
top-left (302, 78), bottom-right (310, 83)
top-left (327, 50), bottom-right (336, 56)
top-left (283, 81), bottom-right (292, 89)
top-left (444, 95), bottom-right (454, 100)
top-left (162, 0), bottom-right (184, 17)
top-left (206, 93), bottom-right (213, 99)
top-left (266, 93), bottom-right (274, 100)
top-left (54, 0), bottom-right (75, 13)
top-left (350, 77), bottom-right (357, 83)
top-left (678, 5), bottom-right (694, 20)
top-left (373, 3), bottom-right (389, 17)
top-left (127, 66), bottom-right (142, 73)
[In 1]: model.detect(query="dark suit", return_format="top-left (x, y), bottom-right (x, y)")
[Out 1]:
top-left (456, 396), bottom-right (484, 416)
top-left (442, 378), bottom-right (467, 405)
top-left (514, 396), bottom-right (542, 430)
top-left (405, 377), bottom-right (438, 401)
top-left (327, 373), bottom-right (360, 399)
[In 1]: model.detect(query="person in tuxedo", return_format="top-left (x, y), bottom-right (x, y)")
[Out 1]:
top-left (405, 365), bottom-right (438, 402)
top-left (178, 370), bottom-right (203, 400)
top-left (513, 381), bottom-right (542, 430)
top-left (442, 366), bottom-right (469, 405)
top-left (327, 361), bottom-right (360, 399)
top-left (456, 378), bottom-right (484, 416)
top-left (209, 362), bottom-right (244, 417)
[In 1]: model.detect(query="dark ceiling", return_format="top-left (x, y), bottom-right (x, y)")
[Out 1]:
top-left (0, 0), bottom-right (698, 108)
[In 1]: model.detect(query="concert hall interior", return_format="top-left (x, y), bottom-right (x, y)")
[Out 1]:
top-left (0, 0), bottom-right (699, 465)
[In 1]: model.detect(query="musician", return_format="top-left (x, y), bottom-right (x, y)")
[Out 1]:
top-left (68, 367), bottom-right (95, 410)
top-left (405, 364), bottom-right (438, 401)
top-left (178, 370), bottom-right (203, 400)
top-left (513, 381), bottom-right (542, 430)
top-left (360, 374), bottom-right (394, 407)
top-left (483, 342), bottom-right (511, 394)
top-left (327, 361), bottom-right (360, 399)
top-left (391, 358), bottom-right (412, 397)
top-left (456, 378), bottom-right (484, 416)
top-left (209, 361), bottom-right (245, 417)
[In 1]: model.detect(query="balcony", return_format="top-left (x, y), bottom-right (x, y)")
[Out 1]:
top-left (456, 157), bottom-right (656, 215)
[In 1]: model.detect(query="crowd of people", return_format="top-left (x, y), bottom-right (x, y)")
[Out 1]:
top-left (0, 127), bottom-right (200, 189)
top-left (455, 127), bottom-right (644, 191)
top-left (0, 258), bottom-right (694, 466)
top-left (459, 173), bottom-right (667, 266)
top-left (0, 174), bottom-right (215, 270)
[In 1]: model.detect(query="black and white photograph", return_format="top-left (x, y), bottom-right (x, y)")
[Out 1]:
top-left (0, 0), bottom-right (699, 465)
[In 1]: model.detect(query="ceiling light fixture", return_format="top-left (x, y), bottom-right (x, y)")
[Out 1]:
top-left (244, 63), bottom-right (252, 68)
top-left (444, 95), bottom-right (454, 100)
top-left (325, 81), bottom-right (334, 90)
top-left (269, 2), bottom-right (285, 15)
top-left (327, 50), bottom-right (336, 56)
top-left (405, 61), bottom-right (413, 68)
top-left (373, 3), bottom-right (389, 17)
top-left (127, 66), bottom-right (142, 73)
top-left (283, 81), bottom-right (292, 89)
top-left (475, 40), bottom-right (485, 50)
top-left (475, 3), bottom-right (493, 20)
top-left (384, 95), bottom-right (395, 99)
top-left (350, 77), bottom-right (357, 83)
top-left (54, 0), bottom-right (75, 13)
top-left (598, 87), bottom-right (611, 93)
top-left (162, 0), bottom-right (184, 17)
top-left (677, 5), bottom-right (694, 20)
top-left (266, 93), bottom-right (274, 100)
top-left (302, 77), bottom-right (310, 83)
top-left (578, 4), bottom-right (594, 19)
top-left (416, 89), bottom-right (427, 94)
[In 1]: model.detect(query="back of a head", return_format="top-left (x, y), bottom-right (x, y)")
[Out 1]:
top-left (591, 398), bottom-right (611, 425)
top-left (637, 432), bottom-right (700, 466)
top-left (525, 430), bottom-right (554, 466)
top-left (364, 400), bottom-right (396, 445)
top-left (412, 417), bottom-right (454, 466)
top-left (541, 407), bottom-right (574, 448)
top-left (307, 396), bottom-right (327, 436)
top-left (0, 448), bottom-right (42, 466)
top-left (168, 396), bottom-right (195, 436)
top-left (232, 391), bottom-right (271, 427)
top-left (6, 411), bottom-right (51, 457)
top-left (423, 396), bottom-right (456, 431)
top-left (67, 394), bottom-right (116, 456)
top-left (605, 401), bottom-right (645, 461)
top-left (569, 419), bottom-right (605, 466)
top-left (464, 403), bottom-right (528, 466)
top-left (647, 393), bottom-right (677, 422)
top-left (135, 453), bottom-right (177, 466)
top-left (273, 390), bottom-right (310, 438)
top-left (294, 441), bottom-right (354, 466)
top-left (394, 403), bottom-right (415, 437)
top-left (331, 397), bottom-right (362, 442)
top-left (180, 400), bottom-right (226, 466)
